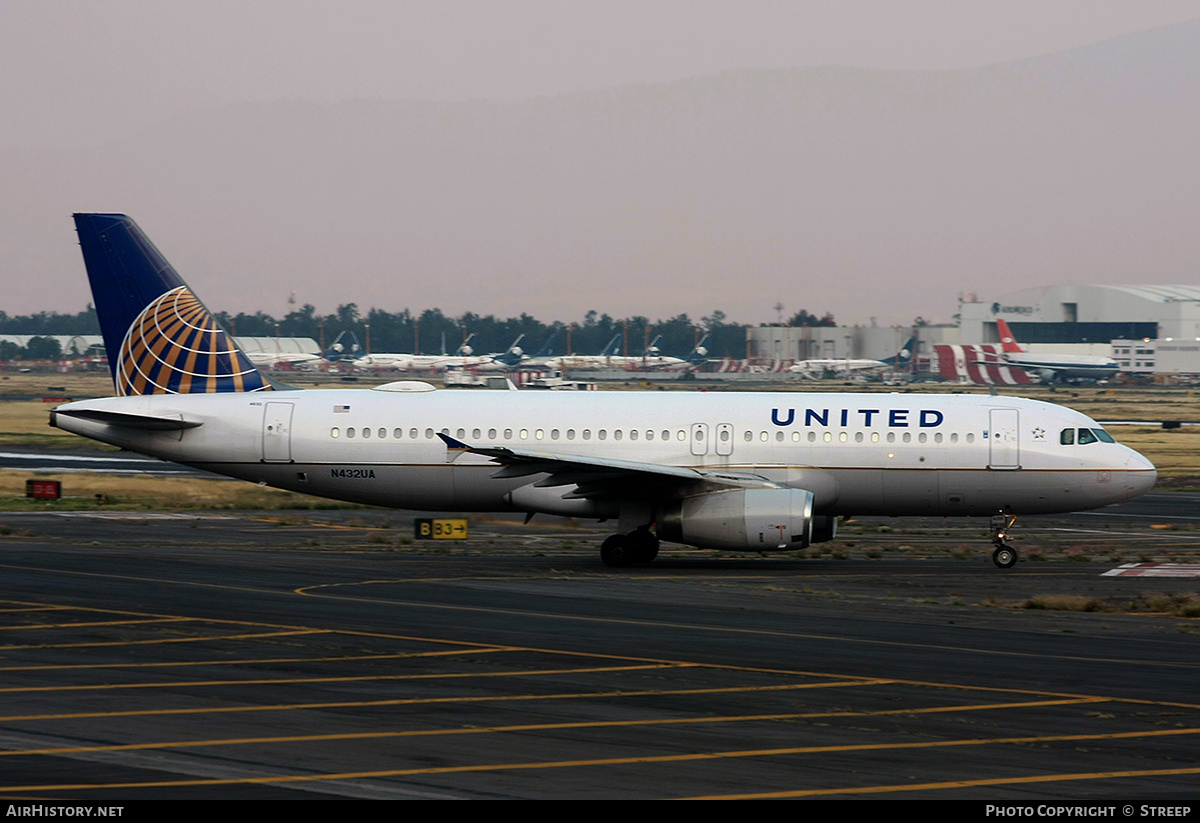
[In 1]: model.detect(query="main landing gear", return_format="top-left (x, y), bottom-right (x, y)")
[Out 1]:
top-left (600, 527), bottom-right (660, 567)
top-left (990, 512), bottom-right (1018, 569)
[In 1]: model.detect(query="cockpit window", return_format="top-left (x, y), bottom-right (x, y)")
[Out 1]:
top-left (1077, 428), bottom-right (1098, 445)
top-left (1093, 428), bottom-right (1115, 443)
top-left (1059, 428), bottom-right (1075, 445)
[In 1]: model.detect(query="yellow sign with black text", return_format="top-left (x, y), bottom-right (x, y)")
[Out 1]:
top-left (414, 518), bottom-right (468, 540)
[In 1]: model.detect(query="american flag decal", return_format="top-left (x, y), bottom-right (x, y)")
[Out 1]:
top-left (334, 405), bottom-right (351, 413)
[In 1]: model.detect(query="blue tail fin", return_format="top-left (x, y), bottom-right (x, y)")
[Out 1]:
top-left (73, 214), bottom-right (271, 396)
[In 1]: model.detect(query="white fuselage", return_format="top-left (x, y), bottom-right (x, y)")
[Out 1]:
top-left (52, 389), bottom-right (1155, 519)
top-left (790, 359), bottom-right (889, 374)
top-left (999, 353), bottom-right (1121, 381)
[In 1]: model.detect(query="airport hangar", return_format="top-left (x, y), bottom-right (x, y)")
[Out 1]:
top-left (748, 285), bottom-right (1200, 374)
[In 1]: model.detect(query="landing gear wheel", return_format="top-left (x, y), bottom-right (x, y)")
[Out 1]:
top-left (990, 511), bottom-right (1019, 569)
top-left (626, 528), bottom-right (660, 563)
top-left (600, 534), bottom-right (635, 567)
top-left (992, 544), bottom-right (1018, 569)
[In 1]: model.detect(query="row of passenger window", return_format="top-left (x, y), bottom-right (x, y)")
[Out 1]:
top-left (329, 426), bottom-right (967, 445)
top-left (747, 430), bottom-right (963, 444)
top-left (332, 426), bottom-right (692, 441)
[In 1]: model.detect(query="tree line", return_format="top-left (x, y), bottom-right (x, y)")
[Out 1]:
top-left (0, 303), bottom-right (836, 361)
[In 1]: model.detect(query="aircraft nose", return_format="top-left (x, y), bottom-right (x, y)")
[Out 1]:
top-left (1124, 449), bottom-right (1157, 496)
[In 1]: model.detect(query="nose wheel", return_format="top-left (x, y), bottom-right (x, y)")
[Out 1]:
top-left (990, 512), bottom-right (1018, 568)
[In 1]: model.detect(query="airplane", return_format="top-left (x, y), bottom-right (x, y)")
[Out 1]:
top-left (51, 214), bottom-right (1156, 569)
top-left (542, 333), bottom-right (622, 371)
top-left (354, 334), bottom-right (479, 372)
top-left (627, 334), bottom-right (711, 372)
top-left (994, 319), bottom-right (1121, 383)
top-left (789, 337), bottom-right (916, 377)
top-left (245, 330), bottom-right (359, 370)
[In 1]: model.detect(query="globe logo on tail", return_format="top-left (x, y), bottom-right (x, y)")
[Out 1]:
top-left (115, 286), bottom-right (271, 395)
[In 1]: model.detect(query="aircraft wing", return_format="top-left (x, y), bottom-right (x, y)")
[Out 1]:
top-left (437, 433), bottom-right (780, 500)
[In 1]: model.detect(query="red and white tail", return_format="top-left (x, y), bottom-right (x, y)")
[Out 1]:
top-left (995, 318), bottom-right (1025, 354)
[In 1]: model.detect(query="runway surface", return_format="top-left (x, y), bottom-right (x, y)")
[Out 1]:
top-left (0, 496), bottom-right (1198, 799)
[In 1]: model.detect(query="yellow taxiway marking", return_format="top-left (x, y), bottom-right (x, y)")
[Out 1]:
top-left (0, 617), bottom-right (192, 631)
top-left (0, 647), bottom-right (509, 672)
top-left (0, 698), bottom-right (1105, 757)
top-left (0, 662), bottom-right (679, 694)
top-left (2, 728), bottom-right (1198, 794)
top-left (0, 679), bottom-right (884, 723)
top-left (0, 629), bottom-right (327, 652)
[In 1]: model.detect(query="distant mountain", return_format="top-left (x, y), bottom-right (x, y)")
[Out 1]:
top-left (6, 20), bottom-right (1200, 324)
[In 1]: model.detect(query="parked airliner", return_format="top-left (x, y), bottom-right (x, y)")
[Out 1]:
top-left (995, 319), bottom-right (1120, 383)
top-left (789, 337), bottom-right (915, 377)
top-left (51, 215), bottom-right (1156, 568)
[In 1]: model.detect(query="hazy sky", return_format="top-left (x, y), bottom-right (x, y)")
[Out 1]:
top-left (4, 1), bottom-right (1200, 325)
top-left (6, 0), bottom-right (1200, 143)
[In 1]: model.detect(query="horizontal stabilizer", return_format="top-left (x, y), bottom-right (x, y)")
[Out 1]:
top-left (52, 408), bottom-right (203, 431)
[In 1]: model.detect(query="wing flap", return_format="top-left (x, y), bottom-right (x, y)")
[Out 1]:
top-left (436, 433), bottom-right (779, 501)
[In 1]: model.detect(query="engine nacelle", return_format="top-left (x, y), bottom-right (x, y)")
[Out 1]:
top-left (659, 488), bottom-right (815, 551)
top-left (810, 514), bottom-right (837, 544)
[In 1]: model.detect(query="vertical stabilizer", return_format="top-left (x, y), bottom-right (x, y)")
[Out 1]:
top-left (72, 213), bottom-right (271, 395)
top-left (995, 319), bottom-right (1025, 354)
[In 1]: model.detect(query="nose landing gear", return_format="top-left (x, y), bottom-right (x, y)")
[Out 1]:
top-left (991, 512), bottom-right (1018, 568)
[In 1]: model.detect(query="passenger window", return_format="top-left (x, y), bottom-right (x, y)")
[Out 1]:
top-left (1077, 428), bottom-right (1098, 445)
top-left (425, 428), bottom-right (434, 439)
top-left (472, 428), bottom-right (481, 439)
top-left (583, 429), bottom-right (591, 440)
top-left (808, 431), bottom-right (816, 442)
top-left (535, 429), bottom-right (544, 440)
top-left (411, 428), bottom-right (419, 439)
top-left (776, 431), bottom-right (784, 442)
top-left (379, 428), bottom-right (386, 439)
top-left (760, 431), bottom-right (768, 442)
top-left (1060, 428), bottom-right (1075, 445)
top-left (630, 430), bottom-right (639, 441)
top-left (394, 428), bottom-right (402, 439)
top-left (855, 432), bottom-right (863, 443)
top-left (362, 428), bottom-right (370, 439)
top-left (551, 429), bottom-right (560, 440)
top-left (792, 431), bottom-right (800, 442)
top-left (456, 428), bottom-right (465, 439)
top-left (331, 428), bottom-right (340, 438)
top-left (347, 428), bottom-right (356, 439)
top-left (614, 430), bottom-right (622, 441)
top-left (488, 428), bottom-right (497, 439)
top-left (743, 431), bottom-right (752, 442)
top-left (504, 428), bottom-right (513, 439)
top-left (567, 429), bottom-right (576, 440)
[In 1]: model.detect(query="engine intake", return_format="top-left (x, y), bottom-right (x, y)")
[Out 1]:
top-left (659, 488), bottom-right (816, 551)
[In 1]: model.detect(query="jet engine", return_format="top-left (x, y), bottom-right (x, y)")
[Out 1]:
top-left (658, 488), bottom-right (817, 551)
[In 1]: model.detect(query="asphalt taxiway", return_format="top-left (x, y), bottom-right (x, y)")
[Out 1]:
top-left (0, 497), bottom-right (1198, 799)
